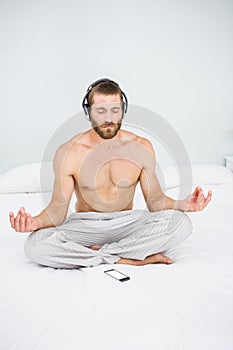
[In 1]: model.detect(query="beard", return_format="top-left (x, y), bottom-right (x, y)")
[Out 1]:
top-left (93, 122), bottom-right (122, 139)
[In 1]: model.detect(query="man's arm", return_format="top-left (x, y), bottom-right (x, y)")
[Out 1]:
top-left (33, 145), bottom-right (74, 228)
top-left (139, 139), bottom-right (177, 212)
top-left (139, 139), bottom-right (212, 212)
top-left (9, 144), bottom-right (74, 232)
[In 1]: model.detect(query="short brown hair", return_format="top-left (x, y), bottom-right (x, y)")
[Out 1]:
top-left (87, 81), bottom-right (123, 107)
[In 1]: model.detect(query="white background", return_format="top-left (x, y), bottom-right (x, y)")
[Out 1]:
top-left (0, 0), bottom-right (232, 173)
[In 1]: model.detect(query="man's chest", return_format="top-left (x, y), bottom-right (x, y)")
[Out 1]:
top-left (75, 158), bottom-right (142, 191)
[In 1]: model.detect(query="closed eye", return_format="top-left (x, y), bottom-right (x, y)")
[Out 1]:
top-left (96, 108), bottom-right (106, 113)
top-left (112, 108), bottom-right (121, 113)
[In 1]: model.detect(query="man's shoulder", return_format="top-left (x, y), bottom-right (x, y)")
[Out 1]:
top-left (121, 129), bottom-right (154, 151)
top-left (53, 131), bottom-right (92, 170)
top-left (57, 131), bottom-right (91, 154)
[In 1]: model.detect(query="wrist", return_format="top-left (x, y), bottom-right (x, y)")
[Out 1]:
top-left (32, 216), bottom-right (43, 230)
top-left (33, 210), bottom-right (57, 229)
top-left (174, 200), bottom-right (184, 211)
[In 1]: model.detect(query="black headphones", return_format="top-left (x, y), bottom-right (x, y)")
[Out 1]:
top-left (82, 78), bottom-right (128, 120)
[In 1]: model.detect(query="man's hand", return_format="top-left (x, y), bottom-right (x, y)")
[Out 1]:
top-left (177, 186), bottom-right (212, 212)
top-left (9, 207), bottom-right (40, 232)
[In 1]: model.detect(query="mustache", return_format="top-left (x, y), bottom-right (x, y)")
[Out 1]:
top-left (101, 122), bottom-right (117, 127)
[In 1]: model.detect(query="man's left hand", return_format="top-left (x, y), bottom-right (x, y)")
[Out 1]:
top-left (177, 186), bottom-right (212, 212)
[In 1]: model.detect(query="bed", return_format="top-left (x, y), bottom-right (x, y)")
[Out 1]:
top-left (0, 161), bottom-right (233, 350)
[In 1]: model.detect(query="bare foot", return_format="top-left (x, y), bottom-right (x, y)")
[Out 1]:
top-left (143, 252), bottom-right (173, 265)
top-left (88, 245), bottom-right (173, 266)
top-left (115, 253), bottom-right (173, 266)
top-left (88, 245), bottom-right (101, 251)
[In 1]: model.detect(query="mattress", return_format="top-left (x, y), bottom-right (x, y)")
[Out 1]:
top-left (0, 164), bottom-right (233, 350)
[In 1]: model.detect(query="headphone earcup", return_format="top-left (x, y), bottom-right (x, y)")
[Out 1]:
top-left (83, 103), bottom-right (90, 118)
top-left (122, 101), bottom-right (126, 119)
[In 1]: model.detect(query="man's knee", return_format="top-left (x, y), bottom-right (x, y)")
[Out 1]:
top-left (147, 209), bottom-right (193, 237)
top-left (23, 228), bottom-right (54, 264)
top-left (24, 230), bottom-right (40, 262)
top-left (172, 209), bottom-right (193, 238)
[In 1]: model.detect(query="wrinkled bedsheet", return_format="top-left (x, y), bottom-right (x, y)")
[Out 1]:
top-left (0, 184), bottom-right (233, 350)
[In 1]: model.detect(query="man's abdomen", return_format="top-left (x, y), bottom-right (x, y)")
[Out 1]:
top-left (74, 184), bottom-right (136, 212)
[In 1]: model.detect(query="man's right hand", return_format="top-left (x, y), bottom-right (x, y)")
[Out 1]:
top-left (9, 207), bottom-right (40, 232)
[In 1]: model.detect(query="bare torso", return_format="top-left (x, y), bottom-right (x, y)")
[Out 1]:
top-left (66, 129), bottom-right (147, 212)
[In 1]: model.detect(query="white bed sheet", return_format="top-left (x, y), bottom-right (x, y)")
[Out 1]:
top-left (0, 184), bottom-right (233, 350)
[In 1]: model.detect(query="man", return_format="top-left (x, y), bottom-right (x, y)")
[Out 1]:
top-left (9, 78), bottom-right (212, 269)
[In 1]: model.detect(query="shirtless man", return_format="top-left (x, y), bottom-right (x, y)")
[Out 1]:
top-left (9, 79), bottom-right (212, 268)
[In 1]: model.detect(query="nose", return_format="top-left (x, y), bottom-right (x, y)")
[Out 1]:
top-left (103, 112), bottom-right (113, 123)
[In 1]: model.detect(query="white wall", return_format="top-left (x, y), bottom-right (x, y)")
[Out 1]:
top-left (0, 0), bottom-right (232, 173)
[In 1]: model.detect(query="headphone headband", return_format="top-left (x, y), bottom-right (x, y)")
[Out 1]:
top-left (82, 78), bottom-right (128, 119)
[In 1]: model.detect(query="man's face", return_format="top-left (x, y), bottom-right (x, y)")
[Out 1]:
top-left (89, 93), bottom-right (123, 139)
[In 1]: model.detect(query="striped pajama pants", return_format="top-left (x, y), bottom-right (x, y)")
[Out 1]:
top-left (23, 209), bottom-right (193, 269)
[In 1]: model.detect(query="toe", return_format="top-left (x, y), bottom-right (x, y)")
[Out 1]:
top-left (165, 256), bottom-right (173, 264)
top-left (88, 245), bottom-right (101, 251)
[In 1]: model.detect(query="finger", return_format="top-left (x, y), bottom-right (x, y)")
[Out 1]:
top-left (203, 190), bottom-right (212, 208)
top-left (197, 189), bottom-right (205, 203)
top-left (192, 186), bottom-right (203, 201)
top-left (9, 212), bottom-right (15, 228)
top-left (192, 186), bottom-right (199, 197)
top-left (196, 190), bottom-right (212, 211)
top-left (25, 213), bottom-right (32, 232)
top-left (191, 191), bottom-right (204, 211)
top-left (16, 207), bottom-right (25, 215)
top-left (15, 207), bottom-right (24, 232)
top-left (19, 210), bottom-right (26, 232)
top-left (14, 213), bottom-right (21, 232)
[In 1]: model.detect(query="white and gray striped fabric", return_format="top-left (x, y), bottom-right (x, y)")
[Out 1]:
top-left (24, 209), bottom-right (193, 269)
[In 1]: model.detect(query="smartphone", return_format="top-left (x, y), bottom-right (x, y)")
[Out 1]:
top-left (104, 269), bottom-right (130, 282)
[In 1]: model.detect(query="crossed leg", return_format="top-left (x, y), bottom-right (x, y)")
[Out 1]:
top-left (88, 245), bottom-right (173, 265)
top-left (24, 210), bottom-right (192, 269)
